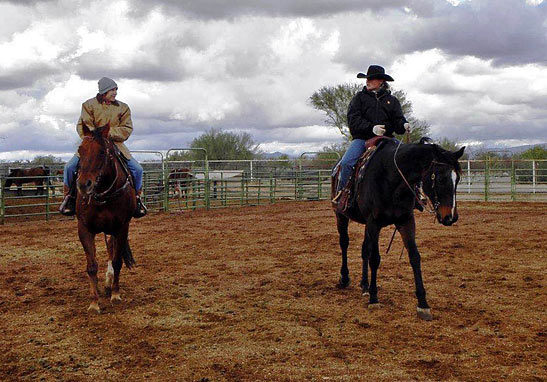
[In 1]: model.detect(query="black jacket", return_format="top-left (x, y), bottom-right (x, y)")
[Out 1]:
top-left (347, 86), bottom-right (407, 140)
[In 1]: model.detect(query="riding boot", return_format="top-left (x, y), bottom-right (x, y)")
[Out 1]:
top-left (59, 184), bottom-right (76, 216)
top-left (133, 190), bottom-right (147, 218)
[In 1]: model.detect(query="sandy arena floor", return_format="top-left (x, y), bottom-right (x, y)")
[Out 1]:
top-left (0, 201), bottom-right (545, 382)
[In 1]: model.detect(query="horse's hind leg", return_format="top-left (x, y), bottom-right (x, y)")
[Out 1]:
top-left (364, 222), bottom-right (381, 305)
top-left (36, 181), bottom-right (44, 195)
top-left (111, 225), bottom-right (130, 304)
top-left (78, 222), bottom-right (100, 313)
top-left (104, 235), bottom-right (114, 296)
top-left (336, 213), bottom-right (350, 288)
top-left (360, 231), bottom-right (369, 296)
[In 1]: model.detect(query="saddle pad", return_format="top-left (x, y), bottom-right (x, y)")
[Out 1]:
top-left (354, 139), bottom-right (390, 190)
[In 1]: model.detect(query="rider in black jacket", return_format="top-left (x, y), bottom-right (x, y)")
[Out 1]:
top-left (347, 81), bottom-right (407, 140)
top-left (334, 65), bottom-right (410, 202)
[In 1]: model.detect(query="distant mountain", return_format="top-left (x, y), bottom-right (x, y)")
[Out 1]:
top-left (262, 151), bottom-right (291, 159)
top-left (468, 143), bottom-right (547, 158)
top-left (503, 143), bottom-right (547, 154)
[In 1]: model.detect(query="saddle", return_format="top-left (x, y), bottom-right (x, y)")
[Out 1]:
top-left (112, 145), bottom-right (134, 188)
top-left (332, 136), bottom-right (391, 216)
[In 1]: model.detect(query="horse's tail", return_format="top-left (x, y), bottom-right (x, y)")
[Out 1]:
top-left (121, 239), bottom-right (136, 269)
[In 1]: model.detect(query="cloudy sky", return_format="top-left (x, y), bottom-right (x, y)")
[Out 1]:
top-left (0, 0), bottom-right (546, 160)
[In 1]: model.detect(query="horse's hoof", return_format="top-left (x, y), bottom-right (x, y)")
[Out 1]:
top-left (362, 290), bottom-right (369, 296)
top-left (87, 302), bottom-right (101, 314)
top-left (367, 303), bottom-right (382, 310)
top-left (337, 277), bottom-right (350, 289)
top-left (417, 307), bottom-right (432, 321)
top-left (110, 293), bottom-right (122, 305)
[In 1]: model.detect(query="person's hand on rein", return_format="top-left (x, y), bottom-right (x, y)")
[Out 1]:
top-left (373, 125), bottom-right (386, 136)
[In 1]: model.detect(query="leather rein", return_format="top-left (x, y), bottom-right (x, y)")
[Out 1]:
top-left (80, 137), bottom-right (132, 206)
top-left (393, 139), bottom-right (459, 214)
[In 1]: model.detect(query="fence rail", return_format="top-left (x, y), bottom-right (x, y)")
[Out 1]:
top-left (1, 157), bottom-right (546, 223)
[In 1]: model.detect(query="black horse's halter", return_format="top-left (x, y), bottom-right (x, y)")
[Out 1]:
top-left (422, 160), bottom-right (458, 213)
top-left (79, 136), bottom-right (131, 205)
top-left (393, 140), bottom-right (437, 215)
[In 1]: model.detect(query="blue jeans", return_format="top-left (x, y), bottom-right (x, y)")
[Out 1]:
top-left (336, 137), bottom-right (402, 192)
top-left (64, 155), bottom-right (143, 191)
top-left (337, 139), bottom-right (367, 192)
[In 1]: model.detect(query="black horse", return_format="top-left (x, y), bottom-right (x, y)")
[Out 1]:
top-left (332, 139), bottom-right (465, 321)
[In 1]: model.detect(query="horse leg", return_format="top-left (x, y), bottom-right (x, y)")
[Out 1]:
top-left (336, 213), bottom-right (350, 288)
top-left (104, 235), bottom-right (114, 296)
top-left (365, 222), bottom-right (381, 305)
top-left (111, 225), bottom-right (130, 304)
top-left (16, 183), bottom-right (22, 196)
top-left (78, 222), bottom-right (100, 313)
top-left (36, 181), bottom-right (43, 195)
top-left (360, 231), bottom-right (369, 296)
top-left (398, 217), bottom-right (432, 321)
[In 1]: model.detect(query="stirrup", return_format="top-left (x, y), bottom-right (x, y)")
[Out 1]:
top-left (133, 196), bottom-right (147, 218)
top-left (59, 195), bottom-right (76, 216)
top-left (332, 190), bottom-right (343, 203)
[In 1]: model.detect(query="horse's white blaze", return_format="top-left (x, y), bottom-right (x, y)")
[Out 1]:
top-left (105, 260), bottom-right (114, 288)
top-left (451, 170), bottom-right (457, 216)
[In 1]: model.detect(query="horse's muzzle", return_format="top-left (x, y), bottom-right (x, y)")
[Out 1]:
top-left (78, 179), bottom-right (95, 195)
top-left (437, 206), bottom-right (458, 226)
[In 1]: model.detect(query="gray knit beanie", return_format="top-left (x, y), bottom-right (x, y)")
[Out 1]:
top-left (98, 77), bottom-right (118, 94)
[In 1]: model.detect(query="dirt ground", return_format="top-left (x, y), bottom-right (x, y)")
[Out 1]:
top-left (0, 201), bottom-right (545, 382)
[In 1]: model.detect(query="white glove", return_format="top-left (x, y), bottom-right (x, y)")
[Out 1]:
top-left (404, 122), bottom-right (411, 132)
top-left (372, 125), bottom-right (386, 136)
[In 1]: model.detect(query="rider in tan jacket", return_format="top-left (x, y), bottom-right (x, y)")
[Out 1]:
top-left (59, 77), bottom-right (147, 218)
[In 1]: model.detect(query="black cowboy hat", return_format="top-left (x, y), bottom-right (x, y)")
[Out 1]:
top-left (357, 65), bottom-right (394, 81)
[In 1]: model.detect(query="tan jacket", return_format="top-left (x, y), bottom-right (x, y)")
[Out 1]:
top-left (76, 95), bottom-right (134, 159)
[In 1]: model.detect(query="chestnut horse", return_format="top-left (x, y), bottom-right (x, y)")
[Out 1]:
top-left (4, 166), bottom-right (51, 195)
top-left (76, 122), bottom-right (136, 313)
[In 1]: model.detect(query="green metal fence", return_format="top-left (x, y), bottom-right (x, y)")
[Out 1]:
top-left (459, 159), bottom-right (547, 202)
top-left (1, 157), bottom-right (546, 224)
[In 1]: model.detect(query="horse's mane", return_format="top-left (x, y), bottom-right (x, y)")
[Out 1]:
top-left (91, 127), bottom-right (107, 142)
top-left (82, 127), bottom-right (114, 150)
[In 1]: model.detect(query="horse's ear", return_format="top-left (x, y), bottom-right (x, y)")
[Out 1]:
top-left (101, 122), bottom-right (110, 138)
top-left (452, 146), bottom-right (466, 160)
top-left (81, 121), bottom-right (92, 137)
top-left (419, 137), bottom-right (433, 144)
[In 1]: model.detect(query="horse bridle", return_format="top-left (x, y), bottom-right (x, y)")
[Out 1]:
top-left (80, 136), bottom-right (131, 205)
top-left (393, 140), bottom-right (457, 215)
top-left (421, 160), bottom-right (456, 213)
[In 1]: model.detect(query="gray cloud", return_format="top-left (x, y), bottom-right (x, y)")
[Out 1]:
top-left (399, 0), bottom-right (547, 66)
top-left (332, 0), bottom-right (547, 76)
top-left (1, 0), bottom-right (546, 160)
top-left (76, 52), bottom-right (187, 82)
top-left (129, 0), bottom-right (425, 19)
top-left (0, 64), bottom-right (59, 90)
top-left (0, 0), bottom-right (55, 4)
